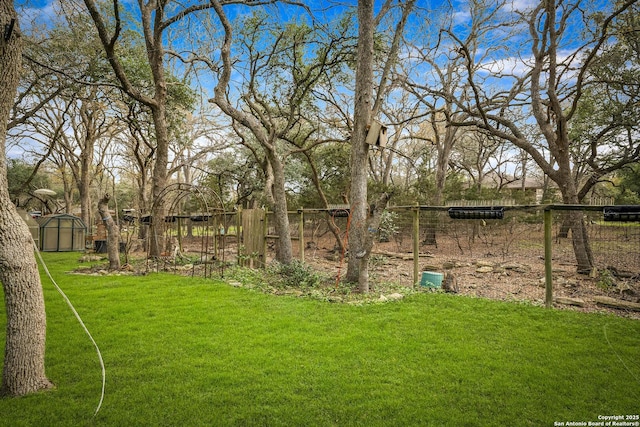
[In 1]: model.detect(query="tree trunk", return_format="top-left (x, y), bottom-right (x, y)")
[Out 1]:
top-left (78, 96), bottom-right (97, 230)
top-left (0, 1), bottom-right (52, 396)
top-left (137, 177), bottom-right (149, 240)
top-left (0, 206), bottom-right (52, 397)
top-left (149, 104), bottom-right (169, 258)
top-left (424, 142), bottom-right (451, 245)
top-left (210, 2), bottom-right (296, 264)
top-left (79, 144), bottom-right (93, 231)
top-left (97, 194), bottom-right (121, 270)
top-left (557, 218), bottom-right (570, 239)
top-left (62, 171), bottom-right (73, 213)
top-left (79, 175), bottom-right (92, 231)
top-left (265, 150), bottom-right (293, 264)
top-left (545, 182), bottom-right (594, 273)
top-left (345, 0), bottom-right (411, 289)
top-left (0, 202), bottom-right (53, 397)
top-left (83, 0), bottom-right (170, 258)
top-left (569, 211), bottom-right (594, 274)
top-left (560, 188), bottom-right (594, 274)
top-left (346, 0), bottom-right (375, 291)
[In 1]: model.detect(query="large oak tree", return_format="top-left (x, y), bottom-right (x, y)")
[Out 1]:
top-left (346, 0), bottom-right (415, 291)
top-left (209, 6), bottom-right (351, 264)
top-left (443, 0), bottom-right (640, 273)
top-left (0, 0), bottom-right (52, 397)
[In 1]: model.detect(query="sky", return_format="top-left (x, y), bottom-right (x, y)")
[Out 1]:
top-left (11, 0), bottom-right (611, 111)
top-left (8, 0), bottom-right (615, 168)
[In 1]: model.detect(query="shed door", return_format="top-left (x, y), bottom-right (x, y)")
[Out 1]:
top-left (58, 218), bottom-right (73, 251)
top-left (42, 219), bottom-right (57, 251)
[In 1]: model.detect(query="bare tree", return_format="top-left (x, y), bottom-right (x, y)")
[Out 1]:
top-left (209, 5), bottom-right (349, 264)
top-left (443, 0), bottom-right (640, 273)
top-left (48, 148), bottom-right (75, 211)
top-left (402, 19), bottom-right (474, 207)
top-left (82, 0), bottom-right (276, 256)
top-left (114, 99), bottom-right (156, 239)
top-left (0, 0), bottom-right (52, 396)
top-left (8, 96), bottom-right (71, 208)
top-left (8, 3), bottom-right (114, 215)
top-left (12, 87), bottom-right (116, 227)
top-left (451, 130), bottom-right (509, 194)
top-left (82, 0), bottom-right (186, 256)
top-left (7, 11), bottom-right (67, 135)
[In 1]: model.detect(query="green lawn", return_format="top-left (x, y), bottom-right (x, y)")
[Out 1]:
top-left (1, 253), bottom-right (639, 426)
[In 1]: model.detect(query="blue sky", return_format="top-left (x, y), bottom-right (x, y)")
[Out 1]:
top-left (9, 0), bottom-right (615, 162)
top-left (12, 0), bottom-right (614, 111)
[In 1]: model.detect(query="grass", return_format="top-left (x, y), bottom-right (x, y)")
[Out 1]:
top-left (1, 252), bottom-right (639, 426)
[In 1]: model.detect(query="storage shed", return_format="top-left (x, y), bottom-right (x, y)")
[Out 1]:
top-left (38, 214), bottom-right (86, 252)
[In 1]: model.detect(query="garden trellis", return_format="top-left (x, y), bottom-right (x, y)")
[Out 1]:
top-left (143, 183), bottom-right (231, 278)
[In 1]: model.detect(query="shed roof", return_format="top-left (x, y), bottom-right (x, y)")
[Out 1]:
top-left (37, 213), bottom-right (87, 229)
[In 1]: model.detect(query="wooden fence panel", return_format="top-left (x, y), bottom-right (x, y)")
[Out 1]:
top-left (241, 209), bottom-right (265, 268)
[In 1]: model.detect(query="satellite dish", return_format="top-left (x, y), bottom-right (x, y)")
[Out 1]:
top-left (34, 188), bottom-right (56, 196)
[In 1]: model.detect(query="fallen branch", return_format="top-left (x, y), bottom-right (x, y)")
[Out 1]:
top-left (371, 250), bottom-right (434, 260)
top-left (593, 296), bottom-right (640, 311)
top-left (554, 297), bottom-right (586, 307)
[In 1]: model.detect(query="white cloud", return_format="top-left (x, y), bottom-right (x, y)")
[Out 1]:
top-left (478, 55), bottom-right (534, 77)
top-left (507, 0), bottom-right (538, 13)
top-left (478, 49), bottom-right (582, 79)
top-left (452, 9), bottom-right (471, 25)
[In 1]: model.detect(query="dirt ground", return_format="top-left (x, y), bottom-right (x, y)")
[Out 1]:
top-left (297, 227), bottom-right (640, 320)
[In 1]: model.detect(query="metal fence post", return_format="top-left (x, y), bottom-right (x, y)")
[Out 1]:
top-left (298, 208), bottom-right (304, 263)
top-left (544, 207), bottom-right (553, 308)
top-left (262, 209), bottom-right (268, 268)
top-left (413, 203), bottom-right (420, 287)
top-left (237, 207), bottom-right (242, 265)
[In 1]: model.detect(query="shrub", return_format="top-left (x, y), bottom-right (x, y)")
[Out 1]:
top-left (378, 210), bottom-right (399, 242)
top-left (268, 260), bottom-right (324, 288)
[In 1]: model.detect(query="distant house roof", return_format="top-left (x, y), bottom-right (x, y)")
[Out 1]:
top-left (502, 177), bottom-right (546, 190)
top-left (484, 173), bottom-right (549, 190)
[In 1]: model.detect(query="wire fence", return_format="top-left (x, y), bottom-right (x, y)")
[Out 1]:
top-left (154, 204), bottom-right (639, 312)
top-left (262, 205), bottom-right (640, 311)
